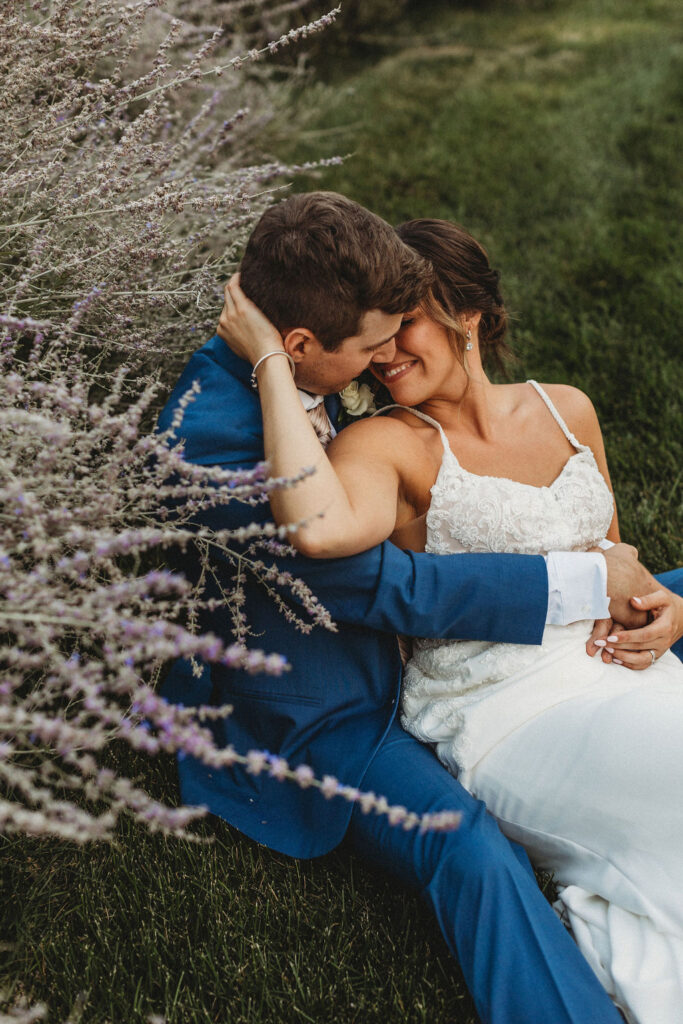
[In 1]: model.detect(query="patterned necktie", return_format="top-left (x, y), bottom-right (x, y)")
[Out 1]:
top-left (306, 401), bottom-right (334, 449)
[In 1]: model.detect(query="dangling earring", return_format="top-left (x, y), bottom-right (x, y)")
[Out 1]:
top-left (465, 328), bottom-right (473, 352)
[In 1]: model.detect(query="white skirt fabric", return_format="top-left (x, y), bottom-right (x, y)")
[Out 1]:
top-left (461, 649), bottom-right (683, 1024)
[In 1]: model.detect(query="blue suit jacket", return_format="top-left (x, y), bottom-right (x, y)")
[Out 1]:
top-left (158, 335), bottom-right (549, 858)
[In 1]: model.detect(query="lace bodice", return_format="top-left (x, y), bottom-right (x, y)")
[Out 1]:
top-left (409, 381), bottom-right (614, 556)
top-left (383, 382), bottom-right (616, 774)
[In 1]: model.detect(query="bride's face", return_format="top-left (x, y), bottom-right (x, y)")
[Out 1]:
top-left (370, 307), bottom-right (466, 403)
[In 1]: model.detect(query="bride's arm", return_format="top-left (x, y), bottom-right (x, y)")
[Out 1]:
top-left (218, 276), bottom-right (410, 558)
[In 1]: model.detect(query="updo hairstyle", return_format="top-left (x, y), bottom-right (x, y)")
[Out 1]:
top-left (395, 219), bottom-right (512, 374)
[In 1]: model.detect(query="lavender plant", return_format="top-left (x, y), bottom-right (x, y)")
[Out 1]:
top-left (0, 345), bottom-right (458, 842)
top-left (0, 0), bottom-right (342, 373)
top-left (0, 999), bottom-right (48, 1024)
top-left (0, 1), bottom-right (461, 846)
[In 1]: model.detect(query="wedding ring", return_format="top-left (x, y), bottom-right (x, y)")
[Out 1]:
top-left (649, 649), bottom-right (656, 666)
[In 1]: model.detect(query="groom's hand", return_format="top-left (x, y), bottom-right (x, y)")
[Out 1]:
top-left (602, 543), bottom-right (655, 628)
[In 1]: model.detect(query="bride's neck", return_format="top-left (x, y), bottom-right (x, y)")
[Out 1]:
top-left (419, 369), bottom-right (497, 440)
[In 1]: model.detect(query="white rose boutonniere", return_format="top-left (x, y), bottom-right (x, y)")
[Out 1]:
top-left (339, 380), bottom-right (377, 418)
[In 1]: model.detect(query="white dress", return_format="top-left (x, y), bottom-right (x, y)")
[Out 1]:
top-left (398, 382), bottom-right (683, 1024)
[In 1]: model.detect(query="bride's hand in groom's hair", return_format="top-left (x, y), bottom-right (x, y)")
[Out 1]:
top-left (601, 589), bottom-right (683, 669)
top-left (217, 273), bottom-right (284, 364)
top-left (602, 543), bottom-right (656, 629)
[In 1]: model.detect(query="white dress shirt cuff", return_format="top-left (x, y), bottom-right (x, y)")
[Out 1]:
top-left (545, 551), bottom-right (610, 625)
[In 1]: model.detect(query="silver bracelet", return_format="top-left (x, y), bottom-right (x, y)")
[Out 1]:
top-left (250, 350), bottom-right (296, 390)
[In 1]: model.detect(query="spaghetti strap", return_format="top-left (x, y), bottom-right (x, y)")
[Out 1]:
top-left (371, 403), bottom-right (453, 458)
top-left (527, 380), bottom-right (586, 452)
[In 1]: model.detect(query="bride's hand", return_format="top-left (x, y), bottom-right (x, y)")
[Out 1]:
top-left (586, 619), bottom-right (624, 663)
top-left (217, 273), bottom-right (285, 364)
top-left (593, 589), bottom-right (683, 670)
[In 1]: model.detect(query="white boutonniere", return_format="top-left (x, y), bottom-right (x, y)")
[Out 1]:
top-left (339, 380), bottom-right (377, 418)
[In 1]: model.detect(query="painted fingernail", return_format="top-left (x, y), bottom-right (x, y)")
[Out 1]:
top-left (594, 639), bottom-right (607, 647)
top-left (607, 635), bottom-right (619, 643)
top-left (613, 658), bottom-right (623, 665)
top-left (606, 646), bottom-right (615, 653)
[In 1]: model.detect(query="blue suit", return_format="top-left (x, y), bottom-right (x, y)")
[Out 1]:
top-left (158, 335), bottom-right (627, 1023)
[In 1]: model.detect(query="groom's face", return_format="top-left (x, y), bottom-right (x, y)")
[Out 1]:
top-left (294, 309), bottom-right (401, 395)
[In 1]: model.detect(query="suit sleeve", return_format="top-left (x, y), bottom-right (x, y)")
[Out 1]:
top-left (256, 541), bottom-right (549, 646)
top-left (193, 495), bottom-right (548, 645)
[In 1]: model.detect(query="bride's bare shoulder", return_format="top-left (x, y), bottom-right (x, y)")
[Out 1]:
top-left (535, 382), bottom-right (602, 439)
top-left (327, 410), bottom-right (428, 462)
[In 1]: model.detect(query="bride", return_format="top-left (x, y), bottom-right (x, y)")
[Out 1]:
top-left (219, 217), bottom-right (683, 1024)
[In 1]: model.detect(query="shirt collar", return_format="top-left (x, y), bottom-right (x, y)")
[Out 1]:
top-left (297, 389), bottom-right (325, 411)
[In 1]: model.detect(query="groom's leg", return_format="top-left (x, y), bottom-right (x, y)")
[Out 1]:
top-left (348, 721), bottom-right (621, 1024)
top-left (655, 568), bottom-right (683, 661)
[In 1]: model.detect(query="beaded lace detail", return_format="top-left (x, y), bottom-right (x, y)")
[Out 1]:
top-left (380, 382), bottom-right (615, 773)
top-left (378, 382), bottom-right (613, 557)
top-left (426, 384), bottom-right (612, 556)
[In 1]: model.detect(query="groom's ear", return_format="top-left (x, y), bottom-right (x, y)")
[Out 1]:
top-left (282, 328), bottom-right (321, 363)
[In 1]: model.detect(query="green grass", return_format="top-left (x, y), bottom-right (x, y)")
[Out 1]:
top-left (1, 751), bottom-right (479, 1023)
top-left (3, 1), bottom-right (682, 1021)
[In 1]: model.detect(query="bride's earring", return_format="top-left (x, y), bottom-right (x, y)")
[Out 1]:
top-left (465, 328), bottom-right (473, 352)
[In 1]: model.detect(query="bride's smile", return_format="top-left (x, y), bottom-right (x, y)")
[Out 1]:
top-left (374, 357), bottom-right (417, 383)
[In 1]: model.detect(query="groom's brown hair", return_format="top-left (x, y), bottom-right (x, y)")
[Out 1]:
top-left (239, 191), bottom-right (433, 350)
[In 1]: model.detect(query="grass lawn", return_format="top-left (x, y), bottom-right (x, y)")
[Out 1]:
top-left (2, 1), bottom-right (681, 1021)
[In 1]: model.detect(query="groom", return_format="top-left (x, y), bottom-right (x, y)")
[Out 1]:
top-left (159, 192), bottom-right (668, 1023)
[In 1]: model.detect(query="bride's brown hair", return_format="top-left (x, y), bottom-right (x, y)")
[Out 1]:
top-left (395, 219), bottom-right (512, 374)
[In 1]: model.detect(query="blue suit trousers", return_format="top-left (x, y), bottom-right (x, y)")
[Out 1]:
top-left (349, 722), bottom-right (622, 1024)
